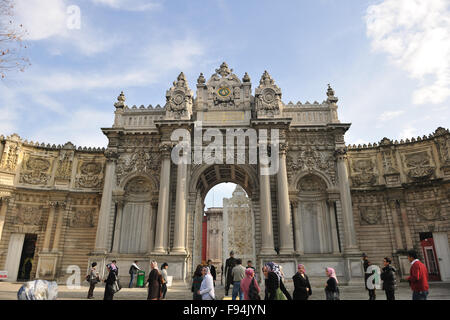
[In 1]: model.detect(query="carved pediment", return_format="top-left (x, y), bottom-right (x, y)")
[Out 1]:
top-left (165, 72), bottom-right (193, 119)
top-left (255, 71), bottom-right (283, 118)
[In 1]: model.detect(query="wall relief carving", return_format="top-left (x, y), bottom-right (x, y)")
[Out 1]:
top-left (70, 208), bottom-right (96, 228)
top-left (14, 205), bottom-right (43, 226)
top-left (76, 161), bottom-right (104, 188)
top-left (0, 143), bottom-right (19, 171)
top-left (55, 150), bottom-right (74, 180)
top-left (415, 203), bottom-right (441, 221)
top-left (116, 150), bottom-right (160, 185)
top-left (287, 147), bottom-right (335, 185)
top-left (255, 71), bottom-right (282, 118)
top-left (359, 206), bottom-right (382, 225)
top-left (19, 156), bottom-right (51, 185)
top-left (124, 177), bottom-right (151, 194)
top-left (165, 72), bottom-right (193, 119)
top-left (403, 151), bottom-right (435, 180)
top-left (350, 158), bottom-right (377, 187)
top-left (298, 174), bottom-right (327, 192)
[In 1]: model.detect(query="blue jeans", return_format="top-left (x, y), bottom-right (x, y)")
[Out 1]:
top-left (232, 281), bottom-right (243, 300)
top-left (129, 273), bottom-right (135, 288)
top-left (412, 291), bottom-right (428, 300)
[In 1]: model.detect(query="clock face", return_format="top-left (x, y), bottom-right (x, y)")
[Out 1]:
top-left (217, 87), bottom-right (231, 97)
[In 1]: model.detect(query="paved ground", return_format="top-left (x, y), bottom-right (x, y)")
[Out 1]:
top-left (1, 280), bottom-right (450, 300)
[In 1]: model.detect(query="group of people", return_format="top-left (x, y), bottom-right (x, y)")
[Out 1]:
top-left (363, 250), bottom-right (430, 301)
top-left (86, 260), bottom-right (170, 300)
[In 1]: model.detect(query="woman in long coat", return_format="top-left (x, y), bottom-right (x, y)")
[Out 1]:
top-left (324, 267), bottom-right (339, 300)
top-left (263, 262), bottom-right (292, 300)
top-left (292, 264), bottom-right (312, 300)
top-left (198, 266), bottom-right (215, 300)
top-left (147, 261), bottom-right (162, 300)
top-left (103, 264), bottom-right (117, 300)
top-left (191, 265), bottom-right (204, 300)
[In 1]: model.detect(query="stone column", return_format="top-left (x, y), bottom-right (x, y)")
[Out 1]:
top-left (147, 202), bottom-right (158, 254)
top-left (0, 196), bottom-right (10, 242)
top-left (94, 149), bottom-right (117, 253)
top-left (388, 200), bottom-right (404, 250)
top-left (335, 148), bottom-right (358, 252)
top-left (153, 144), bottom-right (171, 254)
top-left (327, 200), bottom-right (340, 254)
top-left (112, 199), bottom-right (124, 253)
top-left (51, 202), bottom-right (66, 252)
top-left (277, 144), bottom-right (294, 254)
top-left (172, 160), bottom-right (188, 253)
top-left (0, 139), bottom-right (4, 164)
top-left (292, 200), bottom-right (304, 255)
top-left (259, 162), bottom-right (275, 254)
top-left (399, 200), bottom-right (414, 250)
top-left (43, 201), bottom-right (57, 252)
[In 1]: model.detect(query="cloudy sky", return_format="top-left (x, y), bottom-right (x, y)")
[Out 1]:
top-left (1, 0), bottom-right (449, 207)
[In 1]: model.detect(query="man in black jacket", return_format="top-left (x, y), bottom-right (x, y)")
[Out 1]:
top-left (380, 257), bottom-right (396, 300)
top-left (224, 251), bottom-right (237, 296)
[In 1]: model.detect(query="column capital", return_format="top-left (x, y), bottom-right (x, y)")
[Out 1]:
top-left (290, 199), bottom-right (299, 208)
top-left (104, 148), bottom-right (119, 162)
top-left (159, 142), bottom-right (173, 158)
top-left (334, 147), bottom-right (348, 161)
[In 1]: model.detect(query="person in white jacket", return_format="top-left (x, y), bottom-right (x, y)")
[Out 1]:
top-left (198, 266), bottom-right (215, 300)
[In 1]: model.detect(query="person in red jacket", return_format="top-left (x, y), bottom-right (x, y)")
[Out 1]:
top-left (406, 250), bottom-right (429, 300)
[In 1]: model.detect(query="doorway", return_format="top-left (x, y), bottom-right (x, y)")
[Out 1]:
top-left (420, 232), bottom-right (441, 281)
top-left (17, 234), bottom-right (37, 281)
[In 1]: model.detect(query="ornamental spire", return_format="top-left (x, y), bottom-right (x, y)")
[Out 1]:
top-left (114, 91), bottom-right (126, 109)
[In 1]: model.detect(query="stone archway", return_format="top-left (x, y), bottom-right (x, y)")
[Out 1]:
top-left (187, 164), bottom-right (260, 273)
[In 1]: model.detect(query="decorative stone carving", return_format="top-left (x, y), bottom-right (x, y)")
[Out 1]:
top-left (55, 149), bottom-right (74, 180)
top-left (76, 161), bottom-right (104, 188)
top-left (19, 156), bottom-right (51, 185)
top-left (165, 72), bottom-right (193, 119)
top-left (0, 143), bottom-right (19, 171)
top-left (404, 151), bottom-right (435, 181)
top-left (350, 158), bottom-right (377, 187)
top-left (116, 150), bottom-right (160, 185)
top-left (255, 71), bottom-right (283, 118)
top-left (205, 62), bottom-right (243, 109)
top-left (124, 176), bottom-right (151, 194)
top-left (298, 174), bottom-right (327, 192)
top-left (415, 203), bottom-right (441, 221)
top-left (70, 208), bottom-right (96, 228)
top-left (14, 206), bottom-right (42, 226)
top-left (114, 91), bottom-right (126, 109)
top-left (359, 206), bottom-right (382, 225)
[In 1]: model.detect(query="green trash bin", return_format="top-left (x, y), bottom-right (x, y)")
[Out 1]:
top-left (136, 271), bottom-right (145, 288)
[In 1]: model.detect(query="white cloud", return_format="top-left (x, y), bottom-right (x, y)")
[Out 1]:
top-left (399, 126), bottom-right (418, 140)
top-left (378, 110), bottom-right (405, 122)
top-left (365, 0), bottom-right (450, 105)
top-left (13, 0), bottom-right (118, 55)
top-left (91, 0), bottom-right (161, 11)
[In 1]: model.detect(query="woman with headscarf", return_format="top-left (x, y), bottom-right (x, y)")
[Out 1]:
top-left (292, 264), bottom-right (312, 300)
top-left (263, 262), bottom-right (292, 300)
top-left (147, 260), bottom-right (162, 300)
top-left (240, 268), bottom-right (261, 300)
top-left (325, 267), bottom-right (340, 300)
top-left (198, 266), bottom-right (215, 300)
top-left (191, 264), bottom-right (204, 300)
top-left (103, 263), bottom-right (117, 300)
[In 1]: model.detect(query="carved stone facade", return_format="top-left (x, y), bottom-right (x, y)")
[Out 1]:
top-left (0, 63), bottom-right (449, 285)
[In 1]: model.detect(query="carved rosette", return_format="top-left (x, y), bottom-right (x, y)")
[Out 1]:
top-left (14, 205), bottom-right (43, 226)
top-left (415, 203), bottom-right (441, 222)
top-left (165, 72), bottom-right (193, 119)
top-left (70, 208), bottom-right (96, 228)
top-left (255, 71), bottom-right (283, 118)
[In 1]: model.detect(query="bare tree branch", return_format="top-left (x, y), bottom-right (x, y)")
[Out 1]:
top-left (0, 0), bottom-right (30, 79)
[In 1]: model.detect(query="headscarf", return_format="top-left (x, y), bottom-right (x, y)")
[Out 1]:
top-left (202, 266), bottom-right (211, 277)
top-left (245, 268), bottom-right (255, 278)
top-left (326, 267), bottom-right (338, 284)
top-left (106, 263), bottom-right (117, 271)
top-left (265, 262), bottom-right (282, 280)
top-left (298, 264), bottom-right (305, 273)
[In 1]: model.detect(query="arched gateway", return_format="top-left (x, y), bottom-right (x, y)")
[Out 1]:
top-left (88, 62), bottom-right (364, 284)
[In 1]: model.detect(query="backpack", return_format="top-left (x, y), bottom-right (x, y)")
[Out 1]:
top-left (248, 278), bottom-right (261, 300)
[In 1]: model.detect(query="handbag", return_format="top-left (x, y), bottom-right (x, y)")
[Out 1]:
top-left (275, 287), bottom-right (287, 300)
top-left (248, 278), bottom-right (261, 300)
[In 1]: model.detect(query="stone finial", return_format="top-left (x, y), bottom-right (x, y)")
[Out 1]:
top-left (216, 62), bottom-right (233, 77)
top-left (434, 127), bottom-right (448, 136)
top-left (114, 91), bottom-right (126, 109)
top-left (242, 72), bottom-right (251, 83)
top-left (197, 73), bottom-right (206, 85)
top-left (380, 137), bottom-right (392, 146)
top-left (260, 70), bottom-right (274, 86)
top-left (327, 84), bottom-right (338, 104)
